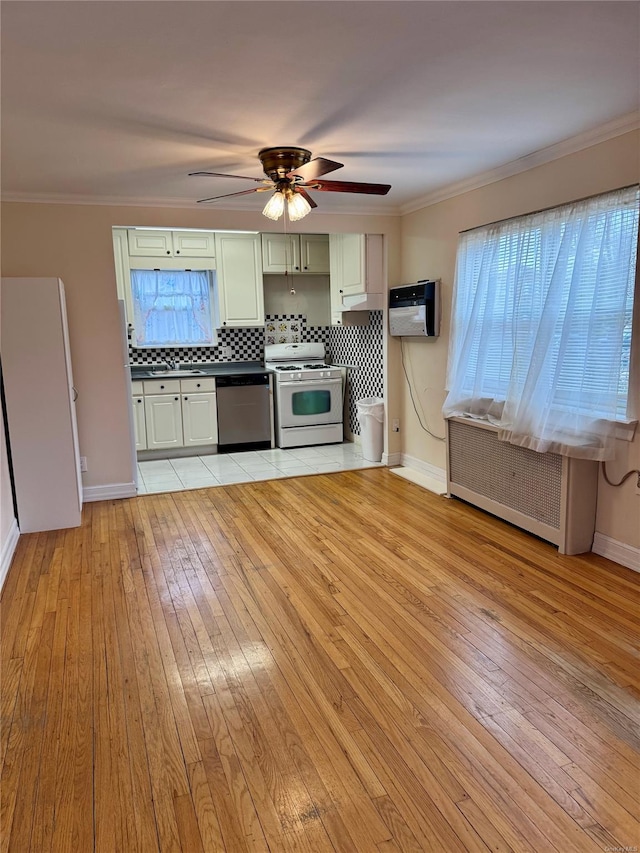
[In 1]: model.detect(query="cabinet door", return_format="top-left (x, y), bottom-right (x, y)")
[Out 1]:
top-left (216, 233), bottom-right (264, 327)
top-left (144, 394), bottom-right (184, 449)
top-left (329, 234), bottom-right (344, 326)
top-left (339, 233), bottom-right (366, 295)
top-left (261, 234), bottom-right (301, 273)
top-left (127, 229), bottom-right (173, 257)
top-left (132, 396), bottom-right (147, 451)
top-left (182, 392), bottom-right (218, 445)
top-left (299, 235), bottom-right (330, 273)
top-left (172, 231), bottom-right (216, 257)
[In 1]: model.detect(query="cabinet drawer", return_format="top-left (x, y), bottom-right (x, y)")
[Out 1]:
top-left (143, 378), bottom-right (181, 394)
top-left (180, 377), bottom-right (216, 393)
top-left (131, 380), bottom-right (144, 394)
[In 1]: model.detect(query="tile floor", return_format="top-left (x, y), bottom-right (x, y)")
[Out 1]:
top-left (136, 442), bottom-right (383, 494)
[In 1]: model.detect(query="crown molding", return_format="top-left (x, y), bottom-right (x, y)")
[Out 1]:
top-left (0, 190), bottom-right (402, 217)
top-left (400, 111), bottom-right (640, 216)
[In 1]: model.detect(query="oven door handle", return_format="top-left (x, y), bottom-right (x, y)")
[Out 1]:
top-left (278, 377), bottom-right (342, 388)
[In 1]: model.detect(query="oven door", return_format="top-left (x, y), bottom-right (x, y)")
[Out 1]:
top-left (276, 377), bottom-right (343, 428)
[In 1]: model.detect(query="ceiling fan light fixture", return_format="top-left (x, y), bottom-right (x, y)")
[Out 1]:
top-left (262, 189), bottom-right (285, 221)
top-left (287, 190), bottom-right (312, 222)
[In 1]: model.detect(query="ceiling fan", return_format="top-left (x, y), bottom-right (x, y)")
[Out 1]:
top-left (189, 146), bottom-right (391, 221)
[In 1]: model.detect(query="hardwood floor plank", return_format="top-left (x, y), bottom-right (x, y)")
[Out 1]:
top-left (1, 469), bottom-right (638, 851)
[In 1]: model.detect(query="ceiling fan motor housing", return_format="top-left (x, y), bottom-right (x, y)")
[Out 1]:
top-left (258, 147), bottom-right (312, 181)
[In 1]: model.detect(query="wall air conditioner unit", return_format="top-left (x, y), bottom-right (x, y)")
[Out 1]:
top-left (446, 417), bottom-right (598, 555)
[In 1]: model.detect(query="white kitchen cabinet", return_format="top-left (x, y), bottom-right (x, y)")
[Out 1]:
top-left (216, 232), bottom-right (264, 327)
top-left (262, 234), bottom-right (300, 273)
top-left (261, 233), bottom-right (329, 274)
top-left (329, 234), bottom-right (345, 326)
top-left (330, 233), bottom-right (383, 298)
top-left (144, 394), bottom-right (184, 449)
top-left (132, 395), bottom-right (147, 451)
top-left (127, 229), bottom-right (216, 258)
top-left (182, 392), bottom-right (218, 445)
top-left (299, 234), bottom-right (330, 273)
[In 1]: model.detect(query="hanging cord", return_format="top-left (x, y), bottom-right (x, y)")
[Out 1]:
top-left (601, 461), bottom-right (640, 488)
top-left (400, 339), bottom-right (446, 441)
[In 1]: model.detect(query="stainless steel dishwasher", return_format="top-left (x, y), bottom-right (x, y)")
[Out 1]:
top-left (216, 373), bottom-right (273, 450)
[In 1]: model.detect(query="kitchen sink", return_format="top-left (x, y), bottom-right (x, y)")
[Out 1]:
top-left (154, 369), bottom-right (205, 376)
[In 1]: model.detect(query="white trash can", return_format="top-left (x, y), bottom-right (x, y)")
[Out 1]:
top-left (356, 397), bottom-right (384, 462)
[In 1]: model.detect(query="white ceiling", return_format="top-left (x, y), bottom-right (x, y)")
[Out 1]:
top-left (1, 1), bottom-right (638, 215)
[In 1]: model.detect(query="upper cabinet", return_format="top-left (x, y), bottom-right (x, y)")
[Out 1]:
top-left (215, 232), bottom-right (264, 327)
top-left (127, 229), bottom-right (216, 258)
top-left (330, 233), bottom-right (383, 297)
top-left (329, 234), bottom-right (384, 325)
top-left (261, 234), bottom-right (330, 274)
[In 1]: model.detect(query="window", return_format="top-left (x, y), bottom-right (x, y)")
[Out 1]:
top-left (443, 185), bottom-right (639, 460)
top-left (130, 269), bottom-right (217, 348)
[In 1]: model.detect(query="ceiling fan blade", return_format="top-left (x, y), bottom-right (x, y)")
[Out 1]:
top-left (196, 187), bottom-right (267, 204)
top-left (288, 157), bottom-right (344, 181)
top-left (294, 187), bottom-right (318, 209)
top-left (306, 179), bottom-right (391, 195)
top-left (189, 171), bottom-right (269, 183)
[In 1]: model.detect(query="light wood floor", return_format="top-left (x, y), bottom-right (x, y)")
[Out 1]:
top-left (1, 469), bottom-right (639, 852)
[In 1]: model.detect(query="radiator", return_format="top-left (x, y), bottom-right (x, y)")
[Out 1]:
top-left (446, 417), bottom-right (598, 555)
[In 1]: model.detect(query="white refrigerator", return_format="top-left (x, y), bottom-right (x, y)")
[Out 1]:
top-left (1, 277), bottom-right (83, 532)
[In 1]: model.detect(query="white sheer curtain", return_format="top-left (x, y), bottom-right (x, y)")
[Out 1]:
top-left (130, 269), bottom-right (215, 347)
top-left (443, 185), bottom-right (639, 460)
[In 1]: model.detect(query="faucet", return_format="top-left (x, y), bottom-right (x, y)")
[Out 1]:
top-left (162, 356), bottom-right (177, 371)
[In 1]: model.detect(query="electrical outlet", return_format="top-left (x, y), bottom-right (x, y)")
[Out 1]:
top-left (80, 456), bottom-right (87, 473)
top-left (221, 345), bottom-right (233, 359)
top-left (392, 418), bottom-right (400, 432)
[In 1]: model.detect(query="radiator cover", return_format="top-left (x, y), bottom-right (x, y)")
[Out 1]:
top-left (446, 418), bottom-right (598, 555)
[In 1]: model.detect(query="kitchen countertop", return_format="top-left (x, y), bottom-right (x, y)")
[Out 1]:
top-left (130, 361), bottom-right (268, 380)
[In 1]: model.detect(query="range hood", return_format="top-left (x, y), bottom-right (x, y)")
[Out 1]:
top-left (340, 292), bottom-right (383, 312)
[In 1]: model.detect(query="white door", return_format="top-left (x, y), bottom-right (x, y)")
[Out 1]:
top-left (182, 393), bottom-right (218, 445)
top-left (300, 235), bottom-right (330, 273)
top-left (144, 394), bottom-right (183, 449)
top-left (132, 396), bottom-right (147, 450)
top-left (216, 233), bottom-right (264, 327)
top-left (127, 229), bottom-right (173, 257)
top-left (172, 231), bottom-right (216, 257)
top-left (261, 234), bottom-right (300, 272)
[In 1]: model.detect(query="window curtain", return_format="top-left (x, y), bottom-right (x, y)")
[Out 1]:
top-left (443, 185), bottom-right (639, 460)
top-left (131, 269), bottom-right (215, 347)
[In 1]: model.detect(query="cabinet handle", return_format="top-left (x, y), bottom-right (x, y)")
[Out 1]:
top-left (176, 250), bottom-right (180, 254)
top-left (160, 385), bottom-right (165, 389)
top-left (166, 250), bottom-right (171, 254)
top-left (137, 398), bottom-right (142, 403)
top-left (175, 396), bottom-right (179, 401)
top-left (304, 266), bottom-right (308, 270)
top-left (196, 383), bottom-right (201, 388)
top-left (294, 266), bottom-right (299, 270)
top-left (184, 396), bottom-right (188, 401)
top-left (339, 289), bottom-right (343, 293)
top-left (72, 386), bottom-right (78, 401)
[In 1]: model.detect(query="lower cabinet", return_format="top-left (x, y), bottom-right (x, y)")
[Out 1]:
top-left (136, 377), bottom-right (217, 452)
top-left (182, 392), bottom-right (218, 445)
top-left (144, 393), bottom-right (184, 450)
top-left (132, 393), bottom-right (147, 451)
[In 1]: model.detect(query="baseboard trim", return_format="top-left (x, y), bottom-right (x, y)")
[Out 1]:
top-left (400, 454), bottom-right (447, 485)
top-left (384, 451), bottom-right (402, 466)
top-left (592, 533), bottom-right (640, 572)
top-left (1, 518), bottom-right (20, 592)
top-left (83, 482), bottom-right (137, 502)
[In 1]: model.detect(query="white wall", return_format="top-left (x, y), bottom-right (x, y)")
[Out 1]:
top-left (0, 203), bottom-right (400, 493)
top-left (394, 130), bottom-right (640, 550)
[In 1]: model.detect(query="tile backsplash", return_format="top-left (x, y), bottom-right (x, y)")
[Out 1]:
top-left (129, 311), bottom-right (384, 437)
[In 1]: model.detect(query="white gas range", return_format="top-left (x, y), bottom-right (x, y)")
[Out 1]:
top-left (264, 343), bottom-right (344, 448)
